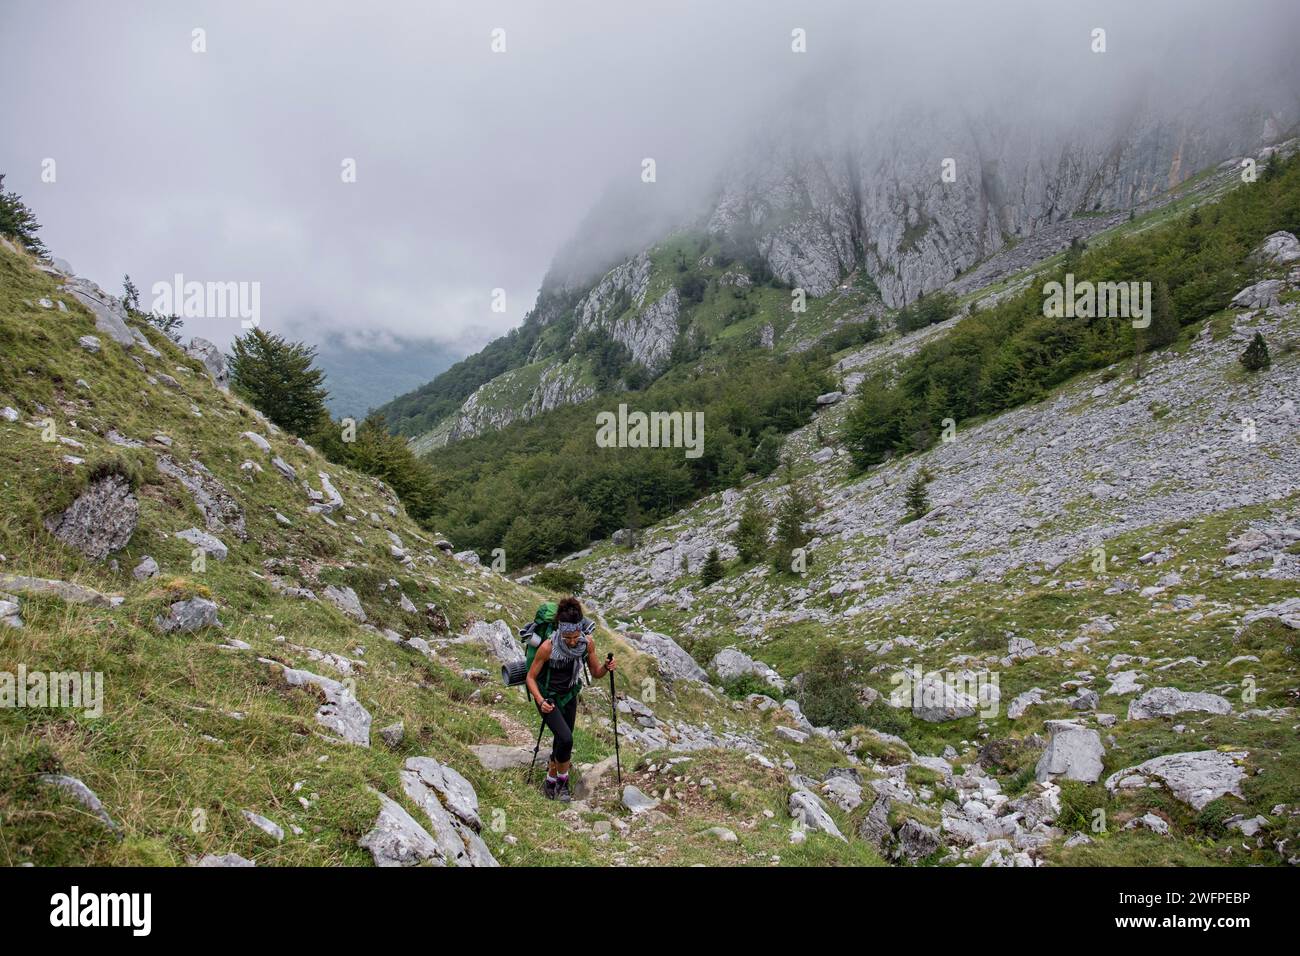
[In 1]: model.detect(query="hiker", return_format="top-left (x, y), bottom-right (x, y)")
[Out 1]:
top-left (525, 596), bottom-right (615, 802)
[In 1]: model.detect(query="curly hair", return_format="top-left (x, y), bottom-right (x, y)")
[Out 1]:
top-left (556, 595), bottom-right (584, 624)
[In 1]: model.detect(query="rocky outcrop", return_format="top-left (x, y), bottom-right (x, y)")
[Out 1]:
top-left (156, 456), bottom-right (246, 538)
top-left (262, 659), bottom-right (372, 746)
top-left (1106, 751), bottom-right (1249, 811)
top-left (44, 474), bottom-right (138, 560)
top-left (1034, 721), bottom-right (1105, 784)
top-left (185, 338), bottom-right (229, 390)
top-left (1127, 687), bottom-right (1232, 721)
top-left (621, 629), bottom-right (707, 682)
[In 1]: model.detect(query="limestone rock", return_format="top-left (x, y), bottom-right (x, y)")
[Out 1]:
top-left (1127, 687), bottom-right (1232, 721)
top-left (155, 597), bottom-right (219, 634)
top-left (174, 527), bottom-right (229, 561)
top-left (621, 629), bottom-right (707, 682)
top-left (44, 474), bottom-right (138, 560)
top-left (1035, 720), bottom-right (1105, 783)
top-left (39, 774), bottom-right (121, 834)
top-left (359, 791), bottom-right (444, 866)
top-left (1105, 750), bottom-right (1248, 811)
top-left (185, 338), bottom-right (230, 389)
top-left (322, 585), bottom-right (366, 622)
top-left (262, 659), bottom-right (371, 746)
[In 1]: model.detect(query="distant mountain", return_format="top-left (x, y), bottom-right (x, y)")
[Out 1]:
top-left (311, 334), bottom-right (463, 419)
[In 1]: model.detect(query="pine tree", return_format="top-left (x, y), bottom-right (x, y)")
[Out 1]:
top-left (1145, 279), bottom-right (1178, 350)
top-left (904, 471), bottom-right (930, 522)
top-left (732, 493), bottom-right (770, 564)
top-left (228, 328), bottom-right (329, 437)
top-left (623, 497), bottom-right (643, 549)
top-left (0, 173), bottom-right (48, 256)
top-left (700, 547), bottom-right (725, 586)
top-left (1240, 332), bottom-right (1271, 372)
top-left (771, 481), bottom-right (812, 574)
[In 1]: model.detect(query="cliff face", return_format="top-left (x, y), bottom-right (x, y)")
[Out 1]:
top-left (700, 99), bottom-right (1298, 307)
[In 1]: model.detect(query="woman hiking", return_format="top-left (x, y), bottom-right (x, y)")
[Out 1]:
top-left (525, 596), bottom-right (615, 802)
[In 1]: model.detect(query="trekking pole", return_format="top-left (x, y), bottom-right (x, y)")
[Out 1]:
top-left (607, 653), bottom-right (622, 787)
top-left (526, 708), bottom-right (547, 785)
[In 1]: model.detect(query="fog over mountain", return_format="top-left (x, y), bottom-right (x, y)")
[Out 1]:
top-left (1, 0), bottom-right (1296, 361)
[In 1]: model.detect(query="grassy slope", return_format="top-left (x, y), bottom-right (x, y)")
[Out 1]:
top-left (0, 240), bottom-right (878, 867)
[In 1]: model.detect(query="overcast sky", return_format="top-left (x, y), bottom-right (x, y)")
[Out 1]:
top-left (2, 1), bottom-right (1295, 354)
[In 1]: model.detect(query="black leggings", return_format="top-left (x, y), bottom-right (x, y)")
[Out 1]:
top-left (538, 696), bottom-right (579, 764)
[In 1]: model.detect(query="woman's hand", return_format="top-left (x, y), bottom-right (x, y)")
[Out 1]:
top-left (539, 699), bottom-right (554, 714)
top-left (606, 658), bottom-right (616, 672)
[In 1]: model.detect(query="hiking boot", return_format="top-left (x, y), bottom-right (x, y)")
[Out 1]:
top-left (557, 778), bottom-right (572, 803)
top-left (543, 778), bottom-right (558, 800)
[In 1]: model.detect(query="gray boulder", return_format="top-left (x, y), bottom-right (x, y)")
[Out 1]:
top-left (465, 619), bottom-right (523, 664)
top-left (44, 474), bottom-right (138, 560)
top-left (622, 785), bottom-right (661, 815)
top-left (912, 674), bottom-right (978, 722)
top-left (1035, 720), bottom-right (1105, 783)
top-left (1250, 230), bottom-right (1300, 266)
top-left (789, 789), bottom-right (846, 841)
top-left (132, 556), bottom-right (160, 581)
top-left (156, 456), bottom-right (246, 538)
top-left (1230, 278), bottom-right (1285, 311)
top-left (262, 659), bottom-right (371, 746)
top-left (1127, 687), bottom-right (1232, 721)
top-left (1105, 750), bottom-right (1248, 811)
top-left (174, 527), bottom-right (229, 561)
top-left (64, 277), bottom-right (135, 347)
top-left (185, 338), bottom-right (230, 389)
top-left (322, 585), bottom-right (366, 622)
top-left (155, 597), bottom-right (220, 634)
top-left (710, 647), bottom-right (785, 692)
top-left (399, 757), bottom-right (498, 867)
top-left (359, 792), bottom-right (444, 867)
top-left (0, 573), bottom-right (121, 608)
top-left (621, 629), bottom-right (707, 682)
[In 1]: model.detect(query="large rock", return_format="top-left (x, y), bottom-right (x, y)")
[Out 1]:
top-left (0, 573), bottom-right (121, 608)
top-left (1035, 720), bottom-right (1105, 783)
top-left (621, 629), bottom-right (707, 682)
top-left (399, 757), bottom-right (497, 867)
top-left (469, 744), bottom-right (535, 771)
top-left (710, 647), bottom-right (785, 692)
top-left (44, 474), bottom-right (137, 560)
top-left (789, 789), bottom-right (846, 841)
top-left (322, 585), bottom-right (366, 622)
top-left (155, 597), bottom-right (220, 634)
top-left (359, 792), bottom-right (444, 866)
top-left (64, 277), bottom-right (135, 347)
top-left (1250, 230), bottom-right (1300, 266)
top-left (1105, 750), bottom-right (1249, 811)
top-left (174, 527), bottom-right (229, 561)
top-left (262, 659), bottom-right (371, 746)
top-left (911, 674), bottom-right (979, 722)
top-left (185, 338), bottom-right (229, 390)
top-left (1127, 687), bottom-right (1232, 721)
top-left (1230, 278), bottom-right (1285, 311)
top-left (465, 619), bottom-right (523, 665)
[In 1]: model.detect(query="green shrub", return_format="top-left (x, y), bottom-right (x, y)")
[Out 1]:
top-left (531, 566), bottom-right (586, 595)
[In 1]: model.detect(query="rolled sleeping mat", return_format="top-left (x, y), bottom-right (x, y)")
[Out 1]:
top-left (502, 659), bottom-right (529, 687)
